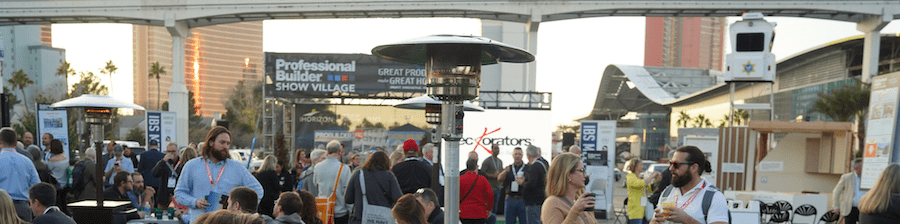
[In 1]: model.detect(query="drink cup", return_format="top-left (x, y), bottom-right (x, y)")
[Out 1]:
top-left (660, 198), bottom-right (677, 217)
top-left (583, 193), bottom-right (596, 211)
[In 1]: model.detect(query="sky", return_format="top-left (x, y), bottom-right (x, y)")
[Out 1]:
top-left (50, 16), bottom-right (900, 128)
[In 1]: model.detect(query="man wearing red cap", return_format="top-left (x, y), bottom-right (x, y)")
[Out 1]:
top-left (391, 139), bottom-right (432, 194)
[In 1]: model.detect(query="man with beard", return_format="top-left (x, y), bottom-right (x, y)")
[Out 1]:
top-left (22, 132), bottom-right (34, 148)
top-left (481, 144), bottom-right (503, 214)
top-left (651, 146), bottom-right (728, 224)
top-left (175, 126), bottom-right (264, 223)
top-left (127, 172), bottom-right (156, 208)
top-left (498, 147), bottom-right (527, 224)
top-left (104, 172), bottom-right (134, 201)
top-left (40, 133), bottom-right (53, 162)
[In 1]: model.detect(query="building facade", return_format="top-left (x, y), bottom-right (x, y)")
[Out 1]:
top-left (0, 24), bottom-right (66, 117)
top-left (133, 21), bottom-right (263, 117)
top-left (644, 17), bottom-right (726, 71)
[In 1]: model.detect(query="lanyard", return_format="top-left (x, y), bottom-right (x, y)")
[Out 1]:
top-left (492, 157), bottom-right (501, 171)
top-left (1, 148), bottom-right (14, 153)
top-left (675, 181), bottom-right (706, 210)
top-left (204, 157), bottom-right (226, 186)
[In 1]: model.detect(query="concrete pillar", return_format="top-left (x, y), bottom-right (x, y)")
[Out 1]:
top-left (525, 9), bottom-right (541, 91)
top-left (166, 14), bottom-right (190, 146)
top-left (857, 9), bottom-right (893, 83)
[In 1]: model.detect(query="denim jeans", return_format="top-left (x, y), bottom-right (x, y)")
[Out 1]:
top-left (525, 205), bottom-right (542, 224)
top-left (505, 197), bottom-right (526, 224)
top-left (493, 189), bottom-right (501, 213)
top-left (628, 219), bottom-right (648, 224)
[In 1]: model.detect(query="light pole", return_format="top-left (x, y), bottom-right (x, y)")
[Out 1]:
top-left (374, 35), bottom-right (533, 224)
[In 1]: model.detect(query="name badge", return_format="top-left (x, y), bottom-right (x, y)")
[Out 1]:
top-left (168, 177), bottom-right (177, 188)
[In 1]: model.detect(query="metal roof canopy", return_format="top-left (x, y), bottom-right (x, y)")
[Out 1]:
top-left (587, 65), bottom-right (720, 120)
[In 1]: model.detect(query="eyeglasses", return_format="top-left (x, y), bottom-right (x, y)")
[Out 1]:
top-left (669, 161), bottom-right (694, 169)
top-left (573, 168), bottom-right (586, 173)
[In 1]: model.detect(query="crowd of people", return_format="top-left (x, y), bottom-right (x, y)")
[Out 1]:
top-left (7, 123), bottom-right (900, 224)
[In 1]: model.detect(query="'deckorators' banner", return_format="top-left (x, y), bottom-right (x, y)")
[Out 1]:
top-left (265, 53), bottom-right (426, 98)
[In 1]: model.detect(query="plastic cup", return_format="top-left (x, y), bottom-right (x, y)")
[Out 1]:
top-left (660, 198), bottom-right (677, 217)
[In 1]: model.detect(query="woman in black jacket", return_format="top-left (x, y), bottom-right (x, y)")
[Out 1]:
top-left (150, 145), bottom-right (179, 209)
top-left (344, 151), bottom-right (404, 224)
top-left (255, 155), bottom-right (282, 217)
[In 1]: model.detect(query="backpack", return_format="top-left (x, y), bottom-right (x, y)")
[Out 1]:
top-left (71, 159), bottom-right (91, 198)
top-left (661, 184), bottom-right (732, 224)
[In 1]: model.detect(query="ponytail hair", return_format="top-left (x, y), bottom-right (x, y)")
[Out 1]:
top-left (676, 145), bottom-right (711, 176)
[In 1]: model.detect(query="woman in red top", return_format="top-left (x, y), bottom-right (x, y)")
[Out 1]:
top-left (459, 158), bottom-right (494, 224)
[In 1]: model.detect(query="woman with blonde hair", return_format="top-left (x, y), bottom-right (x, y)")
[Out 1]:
top-left (195, 210), bottom-right (264, 224)
top-left (256, 155), bottom-right (281, 216)
top-left (859, 163), bottom-right (900, 223)
top-left (623, 158), bottom-right (659, 224)
top-left (389, 149), bottom-right (405, 169)
top-left (540, 153), bottom-right (598, 224)
top-left (0, 189), bottom-right (26, 224)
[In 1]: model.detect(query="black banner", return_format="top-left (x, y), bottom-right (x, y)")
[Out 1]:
top-left (265, 53), bottom-right (427, 98)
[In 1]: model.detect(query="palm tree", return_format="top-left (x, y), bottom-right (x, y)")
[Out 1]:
top-left (9, 70), bottom-right (35, 114)
top-left (100, 60), bottom-right (118, 93)
top-left (149, 62), bottom-right (166, 110)
top-left (692, 114), bottom-right (712, 128)
top-left (813, 79), bottom-right (870, 152)
top-left (677, 111), bottom-right (692, 128)
top-left (733, 109), bottom-right (750, 126)
top-left (56, 61), bottom-right (74, 77)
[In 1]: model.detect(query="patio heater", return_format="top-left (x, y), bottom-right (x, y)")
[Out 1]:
top-left (374, 35), bottom-right (533, 224)
top-left (394, 95), bottom-right (484, 193)
top-left (51, 95), bottom-right (144, 217)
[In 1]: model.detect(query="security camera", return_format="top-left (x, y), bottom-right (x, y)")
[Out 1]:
top-left (725, 12), bottom-right (776, 82)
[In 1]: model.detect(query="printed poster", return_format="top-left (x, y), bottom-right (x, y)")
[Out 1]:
top-left (862, 72), bottom-right (900, 189)
top-left (37, 103), bottom-right (69, 162)
top-left (581, 120), bottom-right (616, 217)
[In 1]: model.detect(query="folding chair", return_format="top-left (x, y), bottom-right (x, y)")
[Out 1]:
top-left (614, 198), bottom-right (628, 224)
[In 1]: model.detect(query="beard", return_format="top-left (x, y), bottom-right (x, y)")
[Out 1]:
top-left (211, 147), bottom-right (229, 161)
top-left (671, 170), bottom-right (693, 187)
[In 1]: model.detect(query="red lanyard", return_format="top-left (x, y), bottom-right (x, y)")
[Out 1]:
top-left (1, 148), bottom-right (14, 153)
top-left (675, 181), bottom-right (706, 210)
top-left (204, 157), bottom-right (226, 186)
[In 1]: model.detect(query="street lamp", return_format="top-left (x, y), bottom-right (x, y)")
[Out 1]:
top-left (51, 94), bottom-right (144, 213)
top-left (374, 34), bottom-right (534, 224)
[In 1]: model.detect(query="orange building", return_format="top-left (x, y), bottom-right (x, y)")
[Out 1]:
top-left (133, 22), bottom-right (263, 117)
top-left (644, 17), bottom-right (726, 71)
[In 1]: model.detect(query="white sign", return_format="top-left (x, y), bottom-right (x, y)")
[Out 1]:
top-left (862, 72), bottom-right (900, 189)
top-left (722, 163), bottom-right (746, 173)
top-left (456, 109), bottom-right (552, 169)
top-left (37, 103), bottom-right (69, 162)
top-left (758, 161), bottom-right (784, 172)
top-left (581, 120), bottom-right (616, 217)
top-left (146, 111), bottom-right (177, 146)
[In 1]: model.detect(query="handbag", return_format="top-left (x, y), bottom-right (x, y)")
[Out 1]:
top-left (359, 170), bottom-right (396, 224)
top-left (316, 163), bottom-right (344, 224)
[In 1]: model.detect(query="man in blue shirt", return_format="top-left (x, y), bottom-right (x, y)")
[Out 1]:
top-left (105, 145), bottom-right (135, 186)
top-left (175, 126), bottom-right (263, 223)
top-left (0, 127), bottom-right (41, 221)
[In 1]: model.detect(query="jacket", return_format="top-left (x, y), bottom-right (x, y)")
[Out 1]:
top-left (344, 169), bottom-right (403, 224)
top-left (32, 207), bottom-right (76, 224)
top-left (150, 159), bottom-right (177, 207)
top-left (459, 171), bottom-right (494, 219)
top-left (833, 172), bottom-right (860, 217)
top-left (523, 161), bottom-right (547, 205)
top-left (625, 172), bottom-right (651, 220)
top-left (138, 148), bottom-right (164, 188)
top-left (263, 213), bottom-right (307, 224)
top-left (257, 170), bottom-right (282, 217)
top-left (392, 157), bottom-right (432, 194)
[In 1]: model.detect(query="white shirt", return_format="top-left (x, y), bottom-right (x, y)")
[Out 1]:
top-left (656, 178), bottom-right (729, 224)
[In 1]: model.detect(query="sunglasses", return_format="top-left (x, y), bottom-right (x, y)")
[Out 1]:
top-left (669, 161), bottom-right (694, 169)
